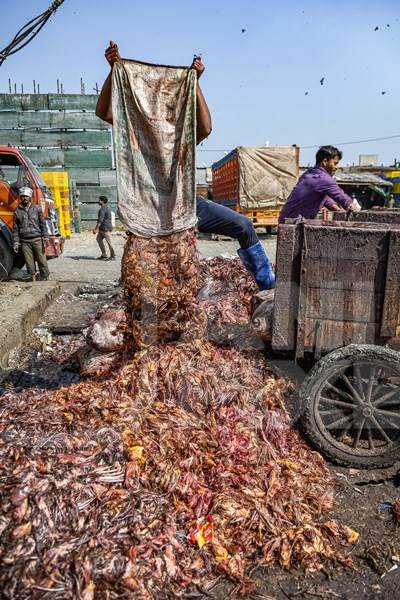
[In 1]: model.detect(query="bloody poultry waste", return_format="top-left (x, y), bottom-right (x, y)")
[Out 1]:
top-left (0, 237), bottom-right (358, 599)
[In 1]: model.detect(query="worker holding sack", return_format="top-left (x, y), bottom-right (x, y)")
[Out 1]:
top-left (96, 42), bottom-right (275, 291)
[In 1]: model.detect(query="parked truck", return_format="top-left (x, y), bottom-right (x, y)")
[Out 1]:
top-left (334, 171), bottom-right (394, 209)
top-left (211, 146), bottom-right (300, 230)
top-left (0, 146), bottom-right (63, 280)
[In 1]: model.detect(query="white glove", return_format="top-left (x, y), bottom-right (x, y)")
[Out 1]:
top-left (348, 199), bottom-right (361, 213)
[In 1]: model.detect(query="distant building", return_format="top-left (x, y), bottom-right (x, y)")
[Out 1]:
top-left (359, 154), bottom-right (379, 167)
top-left (0, 91), bottom-right (114, 230)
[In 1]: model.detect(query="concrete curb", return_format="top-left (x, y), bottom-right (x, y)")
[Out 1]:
top-left (0, 281), bottom-right (61, 373)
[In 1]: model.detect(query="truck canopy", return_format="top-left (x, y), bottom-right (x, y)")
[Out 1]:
top-left (212, 146), bottom-right (299, 210)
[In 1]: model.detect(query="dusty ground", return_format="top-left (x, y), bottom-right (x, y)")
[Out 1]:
top-left (47, 230), bottom-right (278, 283)
top-left (1, 232), bottom-right (399, 599)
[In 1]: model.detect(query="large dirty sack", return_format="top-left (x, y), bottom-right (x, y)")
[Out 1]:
top-left (112, 59), bottom-right (197, 236)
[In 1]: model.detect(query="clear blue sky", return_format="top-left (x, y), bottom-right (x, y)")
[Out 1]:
top-left (0, 0), bottom-right (399, 166)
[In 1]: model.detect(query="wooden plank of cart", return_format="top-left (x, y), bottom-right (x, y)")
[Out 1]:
top-left (270, 212), bottom-right (400, 469)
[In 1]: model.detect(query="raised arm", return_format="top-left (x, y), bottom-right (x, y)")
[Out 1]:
top-left (96, 45), bottom-right (213, 143)
top-left (190, 56), bottom-right (212, 145)
top-left (95, 41), bottom-right (120, 124)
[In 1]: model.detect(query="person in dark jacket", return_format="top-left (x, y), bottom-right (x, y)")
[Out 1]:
top-left (93, 195), bottom-right (115, 260)
top-left (13, 186), bottom-right (50, 281)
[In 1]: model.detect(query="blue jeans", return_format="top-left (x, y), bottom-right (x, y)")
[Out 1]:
top-left (196, 197), bottom-right (258, 249)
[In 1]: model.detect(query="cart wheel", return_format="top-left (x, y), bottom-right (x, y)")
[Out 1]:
top-left (299, 345), bottom-right (400, 468)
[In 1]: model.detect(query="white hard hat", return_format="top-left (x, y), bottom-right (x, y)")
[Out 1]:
top-left (19, 186), bottom-right (33, 198)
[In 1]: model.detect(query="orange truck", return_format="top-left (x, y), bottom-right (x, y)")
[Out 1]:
top-left (0, 146), bottom-right (63, 280)
top-left (211, 146), bottom-right (300, 231)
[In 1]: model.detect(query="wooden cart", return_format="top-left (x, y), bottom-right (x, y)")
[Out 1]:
top-left (270, 215), bottom-right (400, 468)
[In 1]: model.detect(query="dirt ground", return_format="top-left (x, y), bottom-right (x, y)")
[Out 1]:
top-left (1, 232), bottom-right (399, 599)
top-left (47, 230), bottom-right (278, 283)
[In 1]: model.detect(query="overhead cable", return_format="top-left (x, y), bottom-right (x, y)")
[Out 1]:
top-left (0, 0), bottom-right (65, 67)
top-left (197, 134), bottom-right (400, 152)
top-left (300, 134), bottom-right (400, 149)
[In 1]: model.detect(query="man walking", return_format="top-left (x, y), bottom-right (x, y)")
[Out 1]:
top-left (13, 186), bottom-right (50, 281)
top-left (93, 195), bottom-right (115, 261)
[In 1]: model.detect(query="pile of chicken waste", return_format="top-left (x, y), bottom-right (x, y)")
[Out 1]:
top-left (0, 234), bottom-right (358, 599)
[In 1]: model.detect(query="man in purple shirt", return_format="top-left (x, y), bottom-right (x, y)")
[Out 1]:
top-left (279, 145), bottom-right (361, 223)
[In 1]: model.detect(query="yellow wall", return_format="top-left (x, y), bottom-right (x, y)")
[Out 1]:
top-left (40, 171), bottom-right (71, 238)
top-left (386, 171), bottom-right (400, 194)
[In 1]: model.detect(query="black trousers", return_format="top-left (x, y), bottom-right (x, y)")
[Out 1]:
top-left (196, 197), bottom-right (258, 249)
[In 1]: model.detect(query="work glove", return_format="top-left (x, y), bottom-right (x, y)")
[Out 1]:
top-left (13, 242), bottom-right (20, 253)
top-left (348, 199), bottom-right (361, 213)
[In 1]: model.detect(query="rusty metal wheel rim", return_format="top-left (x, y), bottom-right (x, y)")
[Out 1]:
top-left (314, 360), bottom-right (400, 457)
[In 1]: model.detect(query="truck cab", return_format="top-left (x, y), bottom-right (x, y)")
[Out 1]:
top-left (0, 146), bottom-right (63, 280)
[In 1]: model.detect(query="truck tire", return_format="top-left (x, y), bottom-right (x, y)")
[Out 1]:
top-left (0, 235), bottom-right (13, 281)
top-left (299, 345), bottom-right (400, 469)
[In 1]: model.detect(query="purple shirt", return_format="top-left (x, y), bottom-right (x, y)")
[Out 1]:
top-left (278, 166), bottom-right (353, 223)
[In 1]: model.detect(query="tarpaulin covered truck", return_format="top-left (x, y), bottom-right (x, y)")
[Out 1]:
top-left (211, 146), bottom-right (300, 230)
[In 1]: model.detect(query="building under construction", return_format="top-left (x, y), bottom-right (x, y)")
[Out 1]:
top-left (0, 90), bottom-right (116, 229)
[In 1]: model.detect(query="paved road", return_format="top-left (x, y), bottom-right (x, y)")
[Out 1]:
top-left (48, 231), bottom-right (277, 283)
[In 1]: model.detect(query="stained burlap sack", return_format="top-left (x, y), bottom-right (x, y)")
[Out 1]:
top-left (112, 59), bottom-right (197, 237)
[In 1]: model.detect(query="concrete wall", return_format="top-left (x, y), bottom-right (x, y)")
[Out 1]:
top-left (0, 93), bottom-right (117, 230)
